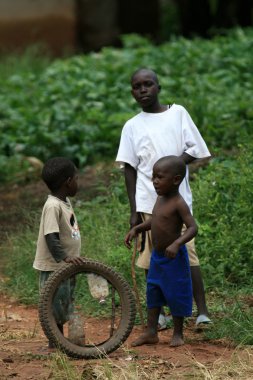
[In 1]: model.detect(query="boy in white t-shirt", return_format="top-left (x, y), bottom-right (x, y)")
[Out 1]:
top-left (33, 157), bottom-right (84, 350)
top-left (116, 68), bottom-right (212, 327)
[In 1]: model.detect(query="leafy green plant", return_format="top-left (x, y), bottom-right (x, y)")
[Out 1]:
top-left (192, 143), bottom-right (253, 286)
top-left (1, 28), bottom-right (253, 182)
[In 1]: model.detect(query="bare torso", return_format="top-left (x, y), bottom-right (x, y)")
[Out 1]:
top-left (151, 194), bottom-right (184, 252)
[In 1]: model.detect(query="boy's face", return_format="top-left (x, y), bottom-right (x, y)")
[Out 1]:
top-left (131, 71), bottom-right (160, 109)
top-left (67, 173), bottom-right (78, 197)
top-left (152, 164), bottom-right (177, 196)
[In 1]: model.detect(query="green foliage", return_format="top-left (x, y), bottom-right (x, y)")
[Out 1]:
top-left (2, 230), bottom-right (39, 304)
top-left (204, 289), bottom-right (253, 345)
top-left (1, 28), bottom-right (253, 182)
top-left (192, 143), bottom-right (253, 286)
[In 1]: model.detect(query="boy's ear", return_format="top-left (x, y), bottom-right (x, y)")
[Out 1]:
top-left (173, 175), bottom-right (182, 185)
top-left (66, 177), bottom-right (72, 186)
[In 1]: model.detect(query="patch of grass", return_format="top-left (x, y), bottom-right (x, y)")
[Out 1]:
top-left (44, 348), bottom-right (253, 379)
top-left (48, 352), bottom-right (81, 380)
top-left (204, 302), bottom-right (253, 346)
top-left (191, 348), bottom-right (253, 379)
top-left (48, 351), bottom-right (168, 380)
top-left (0, 228), bottom-right (39, 304)
top-left (0, 329), bottom-right (38, 341)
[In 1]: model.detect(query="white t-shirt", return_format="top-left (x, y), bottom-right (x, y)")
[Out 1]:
top-left (33, 195), bottom-right (81, 271)
top-left (116, 104), bottom-right (211, 214)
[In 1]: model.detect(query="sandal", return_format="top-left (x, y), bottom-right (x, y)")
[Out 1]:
top-left (195, 314), bottom-right (212, 326)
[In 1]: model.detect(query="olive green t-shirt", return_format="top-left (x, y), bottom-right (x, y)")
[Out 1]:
top-left (33, 195), bottom-right (81, 271)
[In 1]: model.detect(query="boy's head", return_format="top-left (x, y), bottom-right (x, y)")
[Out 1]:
top-left (42, 157), bottom-right (78, 196)
top-left (152, 156), bottom-right (186, 196)
top-left (131, 68), bottom-right (161, 109)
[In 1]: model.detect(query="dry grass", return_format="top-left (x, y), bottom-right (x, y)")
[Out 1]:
top-left (1, 341), bottom-right (253, 380)
top-left (0, 321), bottom-right (39, 341)
top-left (46, 347), bottom-right (253, 380)
top-left (48, 352), bottom-right (81, 380)
top-left (190, 347), bottom-right (253, 380)
top-left (48, 350), bottom-right (176, 380)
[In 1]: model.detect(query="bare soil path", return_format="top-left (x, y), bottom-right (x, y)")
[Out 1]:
top-left (0, 292), bottom-right (242, 380)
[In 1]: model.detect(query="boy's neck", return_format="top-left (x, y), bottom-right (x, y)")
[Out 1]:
top-left (162, 188), bottom-right (179, 200)
top-left (142, 102), bottom-right (167, 114)
top-left (51, 191), bottom-right (67, 202)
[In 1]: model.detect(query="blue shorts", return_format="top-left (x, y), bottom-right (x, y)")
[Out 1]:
top-left (147, 245), bottom-right (192, 317)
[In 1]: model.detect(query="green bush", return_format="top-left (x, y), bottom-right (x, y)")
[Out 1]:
top-left (0, 28), bottom-right (253, 182)
top-left (193, 144), bottom-right (253, 286)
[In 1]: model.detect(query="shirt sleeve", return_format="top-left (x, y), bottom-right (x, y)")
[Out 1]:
top-left (45, 233), bottom-right (67, 262)
top-left (43, 204), bottom-right (61, 235)
top-left (115, 121), bottom-right (139, 169)
top-left (181, 107), bottom-right (211, 159)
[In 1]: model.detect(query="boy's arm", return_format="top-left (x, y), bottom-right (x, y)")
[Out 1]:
top-left (180, 152), bottom-right (196, 165)
top-left (124, 163), bottom-right (142, 228)
top-left (45, 233), bottom-right (84, 264)
top-left (165, 199), bottom-right (198, 258)
top-left (124, 219), bottom-right (152, 249)
top-left (45, 233), bottom-right (67, 262)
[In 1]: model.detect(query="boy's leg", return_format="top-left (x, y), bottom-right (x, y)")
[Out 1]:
top-left (170, 316), bottom-right (184, 347)
top-left (131, 307), bottom-right (160, 347)
top-left (40, 272), bottom-right (66, 349)
top-left (138, 213), bottom-right (168, 330)
top-left (145, 268), bottom-right (168, 330)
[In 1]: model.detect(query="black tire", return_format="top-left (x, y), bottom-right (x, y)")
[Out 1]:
top-left (39, 260), bottom-right (136, 359)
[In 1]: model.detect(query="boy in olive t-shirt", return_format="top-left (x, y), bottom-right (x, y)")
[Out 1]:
top-left (33, 157), bottom-right (84, 350)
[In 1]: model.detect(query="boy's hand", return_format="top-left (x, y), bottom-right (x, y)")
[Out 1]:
top-left (130, 212), bottom-right (142, 228)
top-left (64, 256), bottom-right (85, 265)
top-left (124, 228), bottom-right (138, 249)
top-left (165, 242), bottom-right (180, 259)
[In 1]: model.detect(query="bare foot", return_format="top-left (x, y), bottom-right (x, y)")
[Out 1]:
top-left (131, 333), bottom-right (159, 347)
top-left (170, 335), bottom-right (184, 347)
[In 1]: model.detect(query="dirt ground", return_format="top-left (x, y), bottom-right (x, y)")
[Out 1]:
top-left (0, 292), bottom-right (241, 379)
top-left (0, 163), bottom-right (252, 379)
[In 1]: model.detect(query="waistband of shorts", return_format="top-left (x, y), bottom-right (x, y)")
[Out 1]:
top-left (152, 245), bottom-right (187, 257)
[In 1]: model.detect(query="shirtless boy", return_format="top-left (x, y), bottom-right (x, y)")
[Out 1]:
top-left (125, 155), bottom-right (198, 346)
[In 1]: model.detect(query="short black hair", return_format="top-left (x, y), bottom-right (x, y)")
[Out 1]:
top-left (42, 157), bottom-right (76, 191)
top-left (131, 68), bottom-right (159, 85)
top-left (154, 156), bottom-right (186, 180)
